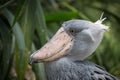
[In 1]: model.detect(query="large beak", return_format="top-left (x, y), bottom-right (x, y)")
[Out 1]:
top-left (29, 27), bottom-right (73, 64)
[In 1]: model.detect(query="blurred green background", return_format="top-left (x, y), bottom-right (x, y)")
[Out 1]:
top-left (0, 0), bottom-right (120, 80)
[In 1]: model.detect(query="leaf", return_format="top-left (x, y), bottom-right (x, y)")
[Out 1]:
top-left (0, 0), bottom-right (14, 9)
top-left (22, 0), bottom-right (48, 80)
top-left (31, 0), bottom-right (49, 45)
top-left (45, 12), bottom-right (78, 22)
top-left (0, 18), bottom-right (12, 80)
top-left (12, 0), bottom-right (28, 26)
top-left (61, 2), bottom-right (90, 20)
top-left (1, 9), bottom-right (27, 80)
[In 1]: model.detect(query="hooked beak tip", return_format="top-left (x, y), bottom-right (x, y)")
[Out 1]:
top-left (29, 53), bottom-right (43, 65)
top-left (29, 54), bottom-right (34, 65)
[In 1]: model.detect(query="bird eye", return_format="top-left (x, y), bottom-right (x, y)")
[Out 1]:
top-left (69, 28), bottom-right (82, 34)
top-left (69, 29), bottom-right (77, 35)
top-left (70, 29), bottom-right (74, 33)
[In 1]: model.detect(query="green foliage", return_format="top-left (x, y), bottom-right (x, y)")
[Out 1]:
top-left (0, 0), bottom-right (120, 80)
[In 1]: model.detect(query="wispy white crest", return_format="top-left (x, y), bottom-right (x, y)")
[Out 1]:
top-left (95, 12), bottom-right (107, 24)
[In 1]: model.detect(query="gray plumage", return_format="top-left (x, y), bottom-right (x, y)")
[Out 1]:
top-left (29, 19), bottom-right (120, 80)
top-left (45, 58), bottom-right (119, 80)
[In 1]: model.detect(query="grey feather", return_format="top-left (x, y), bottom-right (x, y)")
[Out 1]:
top-left (45, 58), bottom-right (119, 80)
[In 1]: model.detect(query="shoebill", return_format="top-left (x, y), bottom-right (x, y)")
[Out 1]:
top-left (29, 18), bottom-right (119, 80)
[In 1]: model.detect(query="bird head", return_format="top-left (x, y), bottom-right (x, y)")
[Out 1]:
top-left (29, 18), bottom-right (109, 64)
